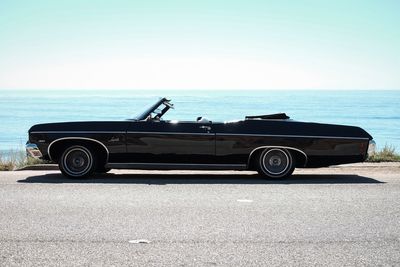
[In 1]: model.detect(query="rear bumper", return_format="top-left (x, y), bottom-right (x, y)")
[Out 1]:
top-left (26, 143), bottom-right (43, 158)
top-left (367, 139), bottom-right (376, 156)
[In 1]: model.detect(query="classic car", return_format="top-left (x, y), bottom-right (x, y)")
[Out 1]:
top-left (26, 97), bottom-right (375, 179)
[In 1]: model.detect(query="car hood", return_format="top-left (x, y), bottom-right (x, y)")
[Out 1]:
top-left (29, 121), bottom-right (129, 133)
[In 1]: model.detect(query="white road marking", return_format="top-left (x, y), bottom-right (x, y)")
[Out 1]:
top-left (128, 239), bottom-right (151, 244)
top-left (237, 199), bottom-right (253, 203)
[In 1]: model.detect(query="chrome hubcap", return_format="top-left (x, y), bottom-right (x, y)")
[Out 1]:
top-left (73, 157), bottom-right (84, 167)
top-left (269, 156), bottom-right (282, 166)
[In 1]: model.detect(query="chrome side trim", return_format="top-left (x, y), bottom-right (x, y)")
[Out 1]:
top-left (218, 133), bottom-right (370, 140)
top-left (30, 131), bottom-right (126, 134)
top-left (31, 131), bottom-right (213, 136)
top-left (106, 163), bottom-right (246, 170)
top-left (47, 137), bottom-right (110, 163)
top-left (30, 130), bottom-right (369, 140)
top-left (127, 131), bottom-right (214, 136)
top-left (247, 146), bottom-right (308, 167)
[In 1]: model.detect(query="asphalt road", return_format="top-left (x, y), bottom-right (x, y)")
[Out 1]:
top-left (1, 164), bottom-right (400, 266)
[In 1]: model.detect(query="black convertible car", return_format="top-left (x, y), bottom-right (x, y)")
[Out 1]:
top-left (26, 98), bottom-right (375, 179)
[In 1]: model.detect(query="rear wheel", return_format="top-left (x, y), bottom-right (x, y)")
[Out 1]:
top-left (257, 148), bottom-right (295, 179)
top-left (59, 145), bottom-right (96, 179)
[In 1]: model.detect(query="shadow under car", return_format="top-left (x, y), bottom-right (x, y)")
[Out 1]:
top-left (17, 172), bottom-right (384, 185)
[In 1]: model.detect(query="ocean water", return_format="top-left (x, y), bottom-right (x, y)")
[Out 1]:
top-left (0, 90), bottom-right (399, 152)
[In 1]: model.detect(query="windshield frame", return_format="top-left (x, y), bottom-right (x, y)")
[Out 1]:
top-left (132, 97), bottom-right (173, 121)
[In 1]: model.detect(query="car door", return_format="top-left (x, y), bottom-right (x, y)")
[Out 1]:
top-left (213, 120), bottom-right (255, 165)
top-left (125, 120), bottom-right (215, 164)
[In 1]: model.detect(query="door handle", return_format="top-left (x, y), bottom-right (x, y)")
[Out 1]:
top-left (199, 125), bottom-right (212, 131)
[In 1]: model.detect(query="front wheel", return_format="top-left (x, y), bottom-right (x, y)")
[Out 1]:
top-left (59, 145), bottom-right (96, 179)
top-left (257, 148), bottom-right (295, 179)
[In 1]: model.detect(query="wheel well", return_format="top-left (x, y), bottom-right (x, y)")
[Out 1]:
top-left (248, 147), bottom-right (307, 169)
top-left (48, 139), bottom-right (108, 166)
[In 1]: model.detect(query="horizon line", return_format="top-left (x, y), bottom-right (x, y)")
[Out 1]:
top-left (1, 88), bottom-right (400, 91)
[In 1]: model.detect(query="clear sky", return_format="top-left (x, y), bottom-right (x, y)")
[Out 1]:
top-left (0, 0), bottom-right (399, 90)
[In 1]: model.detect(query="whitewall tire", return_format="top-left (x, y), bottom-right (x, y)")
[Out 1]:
top-left (257, 148), bottom-right (295, 179)
top-left (59, 145), bottom-right (96, 179)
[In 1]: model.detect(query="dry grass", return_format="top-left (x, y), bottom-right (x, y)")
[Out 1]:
top-left (0, 161), bottom-right (14, 171)
top-left (367, 145), bottom-right (400, 162)
top-left (0, 150), bottom-right (23, 171)
top-left (0, 150), bottom-right (47, 171)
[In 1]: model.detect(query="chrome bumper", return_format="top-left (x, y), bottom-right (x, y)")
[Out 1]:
top-left (26, 143), bottom-right (43, 158)
top-left (367, 139), bottom-right (376, 156)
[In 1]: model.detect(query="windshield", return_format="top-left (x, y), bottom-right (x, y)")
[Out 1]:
top-left (132, 98), bottom-right (173, 121)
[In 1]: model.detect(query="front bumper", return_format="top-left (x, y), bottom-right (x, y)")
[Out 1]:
top-left (26, 143), bottom-right (43, 158)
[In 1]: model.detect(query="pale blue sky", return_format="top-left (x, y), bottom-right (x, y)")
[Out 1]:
top-left (0, 0), bottom-right (399, 90)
